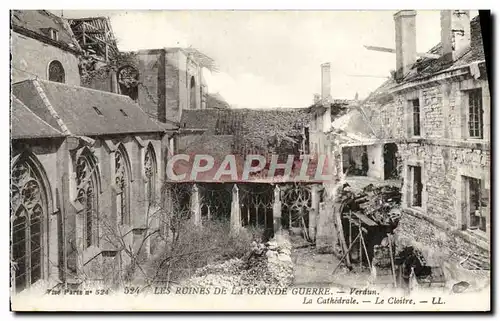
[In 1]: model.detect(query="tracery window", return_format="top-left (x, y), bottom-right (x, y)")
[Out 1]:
top-left (118, 66), bottom-right (139, 101)
top-left (76, 152), bottom-right (99, 249)
top-left (48, 60), bottom-right (65, 83)
top-left (144, 144), bottom-right (157, 210)
top-left (115, 147), bottom-right (130, 225)
top-left (11, 156), bottom-right (47, 293)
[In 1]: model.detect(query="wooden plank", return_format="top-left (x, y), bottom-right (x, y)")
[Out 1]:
top-left (364, 45), bottom-right (440, 59)
top-left (335, 201), bottom-right (351, 268)
top-left (364, 45), bottom-right (395, 53)
top-left (352, 211), bottom-right (378, 227)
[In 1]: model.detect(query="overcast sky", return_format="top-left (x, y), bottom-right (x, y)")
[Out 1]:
top-left (56, 10), bottom-right (478, 108)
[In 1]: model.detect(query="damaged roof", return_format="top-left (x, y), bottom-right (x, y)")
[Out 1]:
top-left (207, 93), bottom-right (231, 109)
top-left (12, 79), bottom-right (165, 136)
top-left (11, 95), bottom-right (65, 139)
top-left (403, 15), bottom-right (484, 82)
top-left (68, 16), bottom-right (119, 60)
top-left (11, 10), bottom-right (82, 53)
top-left (365, 15), bottom-right (485, 102)
top-left (331, 108), bottom-right (375, 138)
top-left (180, 108), bottom-right (310, 134)
top-left (180, 109), bottom-right (223, 130)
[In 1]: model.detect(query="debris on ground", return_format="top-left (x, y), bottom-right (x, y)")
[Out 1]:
top-left (340, 183), bottom-right (402, 227)
top-left (181, 232), bottom-right (294, 289)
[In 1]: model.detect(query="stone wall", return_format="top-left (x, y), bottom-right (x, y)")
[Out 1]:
top-left (136, 51), bottom-right (165, 122)
top-left (394, 210), bottom-right (489, 266)
top-left (399, 142), bottom-right (490, 228)
top-left (165, 51), bottom-right (181, 122)
top-left (11, 32), bottom-right (81, 86)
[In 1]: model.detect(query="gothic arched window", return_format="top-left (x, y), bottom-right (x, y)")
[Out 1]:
top-left (76, 151), bottom-right (99, 249)
top-left (48, 60), bottom-right (65, 83)
top-left (115, 146), bottom-right (131, 225)
top-left (11, 154), bottom-right (48, 293)
top-left (190, 76), bottom-right (196, 109)
top-left (144, 144), bottom-right (157, 210)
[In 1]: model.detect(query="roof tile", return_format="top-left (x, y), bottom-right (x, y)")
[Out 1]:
top-left (12, 79), bottom-right (165, 136)
top-left (11, 95), bottom-right (64, 139)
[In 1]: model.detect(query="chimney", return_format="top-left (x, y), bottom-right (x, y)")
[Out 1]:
top-left (394, 10), bottom-right (417, 80)
top-left (321, 63), bottom-right (331, 102)
top-left (441, 10), bottom-right (471, 63)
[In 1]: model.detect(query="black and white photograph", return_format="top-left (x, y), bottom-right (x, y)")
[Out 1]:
top-left (7, 8), bottom-right (491, 311)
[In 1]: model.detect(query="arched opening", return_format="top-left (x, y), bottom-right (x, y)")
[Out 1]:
top-left (144, 143), bottom-right (157, 211)
top-left (115, 145), bottom-right (131, 225)
top-left (118, 66), bottom-right (139, 101)
top-left (11, 153), bottom-right (49, 293)
top-left (75, 149), bottom-right (100, 249)
top-left (190, 76), bottom-right (196, 109)
top-left (48, 60), bottom-right (65, 83)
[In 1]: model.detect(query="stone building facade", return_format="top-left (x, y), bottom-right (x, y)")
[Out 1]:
top-left (338, 11), bottom-right (490, 261)
top-left (10, 10), bottom-right (173, 294)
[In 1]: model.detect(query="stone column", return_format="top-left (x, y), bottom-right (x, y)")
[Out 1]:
top-left (191, 184), bottom-right (201, 227)
top-left (230, 184), bottom-right (241, 231)
top-left (273, 185), bottom-right (282, 234)
top-left (309, 184), bottom-right (320, 241)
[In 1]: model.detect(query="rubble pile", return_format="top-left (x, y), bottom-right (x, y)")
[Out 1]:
top-left (181, 233), bottom-right (294, 289)
top-left (372, 244), bottom-right (393, 268)
top-left (340, 183), bottom-right (402, 226)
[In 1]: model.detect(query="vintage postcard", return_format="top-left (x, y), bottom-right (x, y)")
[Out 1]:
top-left (9, 9), bottom-right (491, 311)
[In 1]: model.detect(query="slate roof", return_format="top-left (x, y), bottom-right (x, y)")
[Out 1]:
top-left (180, 109), bottom-right (225, 130)
top-left (12, 79), bottom-right (165, 136)
top-left (11, 95), bottom-right (64, 139)
top-left (11, 10), bottom-right (81, 53)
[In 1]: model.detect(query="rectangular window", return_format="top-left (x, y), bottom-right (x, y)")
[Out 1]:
top-left (409, 165), bottom-right (422, 207)
top-left (411, 99), bottom-right (421, 136)
top-left (464, 177), bottom-right (487, 232)
top-left (468, 89), bottom-right (483, 139)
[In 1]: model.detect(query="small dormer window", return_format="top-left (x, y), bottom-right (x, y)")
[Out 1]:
top-left (49, 28), bottom-right (59, 41)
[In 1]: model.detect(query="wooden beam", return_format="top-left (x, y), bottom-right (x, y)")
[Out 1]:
top-left (364, 45), bottom-right (396, 54)
top-left (347, 74), bottom-right (389, 79)
top-left (352, 211), bottom-right (377, 227)
top-left (417, 52), bottom-right (441, 59)
top-left (364, 45), bottom-right (441, 59)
